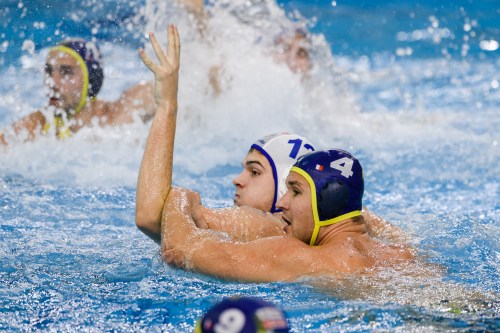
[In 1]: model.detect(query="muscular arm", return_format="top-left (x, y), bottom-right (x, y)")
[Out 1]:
top-left (160, 189), bottom-right (418, 282)
top-left (161, 187), bottom-right (318, 282)
top-left (193, 205), bottom-right (286, 241)
top-left (135, 25), bottom-right (180, 243)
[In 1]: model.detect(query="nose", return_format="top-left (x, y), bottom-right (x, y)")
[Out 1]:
top-left (232, 171), bottom-right (245, 188)
top-left (45, 70), bottom-right (62, 89)
top-left (275, 191), bottom-right (290, 211)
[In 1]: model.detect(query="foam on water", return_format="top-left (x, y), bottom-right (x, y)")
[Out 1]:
top-left (1, 0), bottom-right (499, 331)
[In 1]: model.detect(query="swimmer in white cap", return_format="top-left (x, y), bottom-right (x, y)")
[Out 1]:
top-left (136, 25), bottom-right (307, 243)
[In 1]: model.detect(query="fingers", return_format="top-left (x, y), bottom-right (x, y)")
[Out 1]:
top-left (174, 25), bottom-right (181, 63)
top-left (167, 25), bottom-right (181, 67)
top-left (139, 24), bottom-right (180, 72)
top-left (138, 48), bottom-right (158, 73)
top-left (150, 32), bottom-right (168, 67)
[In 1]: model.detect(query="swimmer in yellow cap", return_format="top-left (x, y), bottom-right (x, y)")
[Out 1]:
top-left (0, 38), bottom-right (155, 144)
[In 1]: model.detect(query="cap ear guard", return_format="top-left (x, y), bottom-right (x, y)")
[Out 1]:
top-left (317, 179), bottom-right (350, 221)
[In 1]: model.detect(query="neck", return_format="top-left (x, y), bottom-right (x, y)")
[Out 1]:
top-left (314, 216), bottom-right (367, 246)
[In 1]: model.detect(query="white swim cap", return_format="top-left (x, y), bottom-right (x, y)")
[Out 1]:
top-left (251, 133), bottom-right (316, 212)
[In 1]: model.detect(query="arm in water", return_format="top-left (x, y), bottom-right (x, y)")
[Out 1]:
top-left (161, 187), bottom-right (317, 282)
top-left (160, 187), bottom-right (416, 283)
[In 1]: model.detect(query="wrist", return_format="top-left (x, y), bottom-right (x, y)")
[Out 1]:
top-left (155, 101), bottom-right (178, 113)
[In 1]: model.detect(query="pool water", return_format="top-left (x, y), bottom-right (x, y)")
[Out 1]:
top-left (1, 0), bottom-right (499, 332)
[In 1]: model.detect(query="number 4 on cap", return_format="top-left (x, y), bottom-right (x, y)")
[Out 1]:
top-left (330, 157), bottom-right (354, 178)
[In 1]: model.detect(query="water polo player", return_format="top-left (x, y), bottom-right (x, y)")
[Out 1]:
top-left (161, 148), bottom-right (416, 282)
top-left (136, 26), bottom-right (406, 245)
top-left (196, 297), bottom-right (289, 333)
top-left (1, 38), bottom-right (154, 144)
top-left (232, 132), bottom-right (316, 213)
top-left (46, 39), bottom-right (104, 119)
top-left (136, 131), bottom-right (318, 244)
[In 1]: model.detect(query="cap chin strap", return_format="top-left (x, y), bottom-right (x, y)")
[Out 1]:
top-left (290, 166), bottom-right (362, 246)
top-left (51, 45), bottom-right (89, 117)
top-left (194, 320), bottom-right (202, 333)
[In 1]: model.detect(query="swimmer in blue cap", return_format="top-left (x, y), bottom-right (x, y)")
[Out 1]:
top-left (196, 297), bottom-right (289, 333)
top-left (161, 148), bottom-right (415, 282)
top-left (47, 39), bottom-right (104, 117)
top-left (288, 149), bottom-right (364, 245)
top-left (1, 38), bottom-right (155, 144)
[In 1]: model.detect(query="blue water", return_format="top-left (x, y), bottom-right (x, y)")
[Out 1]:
top-left (1, 0), bottom-right (499, 332)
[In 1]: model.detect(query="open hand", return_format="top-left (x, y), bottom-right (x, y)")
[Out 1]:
top-left (139, 24), bottom-right (180, 109)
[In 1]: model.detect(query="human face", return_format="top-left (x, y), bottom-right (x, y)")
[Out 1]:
top-left (44, 50), bottom-right (85, 112)
top-left (276, 171), bottom-right (315, 243)
top-left (232, 150), bottom-right (275, 212)
top-left (273, 32), bottom-right (311, 74)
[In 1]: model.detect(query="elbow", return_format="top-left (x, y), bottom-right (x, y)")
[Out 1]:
top-left (160, 242), bottom-right (185, 267)
top-left (135, 207), bottom-right (159, 230)
top-left (135, 205), bottom-right (162, 243)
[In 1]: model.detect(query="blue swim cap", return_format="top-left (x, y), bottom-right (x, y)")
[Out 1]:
top-left (251, 133), bottom-right (316, 213)
top-left (195, 297), bottom-right (289, 333)
top-left (291, 149), bottom-right (364, 246)
top-left (58, 39), bottom-right (104, 98)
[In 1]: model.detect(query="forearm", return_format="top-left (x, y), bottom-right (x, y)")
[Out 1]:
top-left (136, 103), bottom-right (177, 243)
top-left (160, 189), bottom-right (297, 282)
top-left (201, 207), bottom-right (286, 242)
top-left (161, 187), bottom-right (208, 264)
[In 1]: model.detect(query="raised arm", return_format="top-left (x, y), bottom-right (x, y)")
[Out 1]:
top-left (135, 25), bottom-right (181, 243)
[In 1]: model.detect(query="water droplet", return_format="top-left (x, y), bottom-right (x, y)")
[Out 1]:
top-left (479, 40), bottom-right (499, 51)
